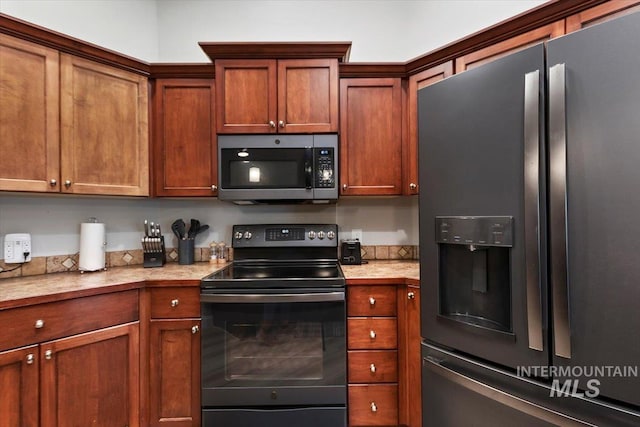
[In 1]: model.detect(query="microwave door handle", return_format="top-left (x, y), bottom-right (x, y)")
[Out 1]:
top-left (305, 147), bottom-right (313, 189)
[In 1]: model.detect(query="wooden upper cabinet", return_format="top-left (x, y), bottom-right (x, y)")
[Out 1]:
top-left (406, 62), bottom-right (453, 195)
top-left (340, 78), bottom-right (402, 196)
top-left (455, 21), bottom-right (565, 73)
top-left (60, 54), bottom-right (149, 196)
top-left (277, 59), bottom-right (338, 133)
top-left (0, 34), bottom-right (60, 193)
top-left (566, 0), bottom-right (640, 32)
top-left (216, 58), bottom-right (338, 133)
top-left (153, 79), bottom-right (217, 197)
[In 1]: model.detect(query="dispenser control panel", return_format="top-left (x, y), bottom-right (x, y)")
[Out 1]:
top-left (435, 216), bottom-right (513, 247)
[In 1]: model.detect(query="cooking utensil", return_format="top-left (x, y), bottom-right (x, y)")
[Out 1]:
top-left (144, 220), bottom-right (149, 237)
top-left (171, 219), bottom-right (186, 239)
top-left (188, 219), bottom-right (201, 238)
top-left (195, 224), bottom-right (209, 235)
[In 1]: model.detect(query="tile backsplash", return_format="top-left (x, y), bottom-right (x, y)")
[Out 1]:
top-left (0, 245), bottom-right (418, 279)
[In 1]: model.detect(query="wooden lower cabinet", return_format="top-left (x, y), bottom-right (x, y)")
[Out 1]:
top-left (149, 319), bottom-right (201, 427)
top-left (41, 323), bottom-right (140, 426)
top-left (347, 282), bottom-right (420, 427)
top-left (0, 345), bottom-right (39, 427)
top-left (147, 286), bottom-right (201, 427)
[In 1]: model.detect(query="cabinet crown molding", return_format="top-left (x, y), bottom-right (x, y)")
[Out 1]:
top-left (199, 41), bottom-right (352, 62)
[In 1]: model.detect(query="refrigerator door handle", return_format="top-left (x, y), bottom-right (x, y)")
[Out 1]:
top-left (523, 69), bottom-right (544, 352)
top-left (424, 356), bottom-right (594, 427)
top-left (549, 63), bottom-right (572, 359)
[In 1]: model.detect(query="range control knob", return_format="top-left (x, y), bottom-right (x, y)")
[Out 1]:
top-left (308, 231), bottom-right (316, 240)
top-left (327, 231), bottom-right (335, 240)
top-left (244, 231), bottom-right (252, 240)
top-left (317, 231), bottom-right (326, 240)
top-left (234, 231), bottom-right (243, 240)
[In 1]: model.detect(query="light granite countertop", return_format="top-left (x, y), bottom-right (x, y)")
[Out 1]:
top-left (0, 260), bottom-right (419, 309)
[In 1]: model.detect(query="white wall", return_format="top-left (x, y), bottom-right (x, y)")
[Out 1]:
top-left (0, 0), bottom-right (542, 258)
top-left (0, 0), bottom-right (159, 61)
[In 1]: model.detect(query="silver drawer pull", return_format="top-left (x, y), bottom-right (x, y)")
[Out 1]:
top-left (35, 319), bottom-right (44, 329)
top-left (192, 325), bottom-right (199, 334)
top-left (26, 354), bottom-right (34, 365)
top-left (369, 297), bottom-right (376, 306)
top-left (370, 402), bottom-right (377, 412)
top-left (369, 330), bottom-right (376, 339)
top-left (370, 363), bottom-right (376, 373)
top-left (171, 299), bottom-right (179, 307)
top-left (408, 291), bottom-right (415, 300)
top-left (45, 350), bottom-right (52, 360)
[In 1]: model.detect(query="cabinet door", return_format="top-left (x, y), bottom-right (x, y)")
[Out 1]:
top-left (153, 79), bottom-right (217, 197)
top-left (0, 345), bottom-right (39, 427)
top-left (0, 34), bottom-right (59, 193)
top-left (340, 78), bottom-right (402, 195)
top-left (215, 59), bottom-right (277, 133)
top-left (40, 323), bottom-right (140, 427)
top-left (277, 59), bottom-right (338, 133)
top-left (566, 0), bottom-right (640, 32)
top-left (149, 319), bottom-right (201, 427)
top-left (397, 285), bottom-right (421, 427)
top-left (455, 21), bottom-right (564, 72)
top-left (406, 62), bottom-right (453, 195)
top-left (60, 54), bottom-right (149, 196)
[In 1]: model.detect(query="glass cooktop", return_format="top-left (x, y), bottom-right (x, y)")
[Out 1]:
top-left (201, 262), bottom-right (345, 289)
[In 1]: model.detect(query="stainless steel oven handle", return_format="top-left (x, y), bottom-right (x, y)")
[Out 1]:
top-left (200, 292), bottom-right (345, 303)
top-left (424, 357), bottom-right (594, 426)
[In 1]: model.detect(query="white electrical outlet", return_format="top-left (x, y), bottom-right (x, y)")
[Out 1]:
top-left (4, 233), bottom-right (32, 264)
top-left (352, 229), bottom-right (363, 242)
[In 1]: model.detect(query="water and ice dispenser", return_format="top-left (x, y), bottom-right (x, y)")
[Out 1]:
top-left (435, 216), bottom-right (513, 334)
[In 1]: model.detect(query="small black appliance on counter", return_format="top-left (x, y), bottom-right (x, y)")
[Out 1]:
top-left (340, 239), bottom-right (361, 265)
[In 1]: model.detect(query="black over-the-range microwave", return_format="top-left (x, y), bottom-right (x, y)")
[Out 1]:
top-left (217, 134), bottom-right (338, 204)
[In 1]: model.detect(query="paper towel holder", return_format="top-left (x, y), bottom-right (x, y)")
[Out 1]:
top-left (79, 217), bottom-right (107, 273)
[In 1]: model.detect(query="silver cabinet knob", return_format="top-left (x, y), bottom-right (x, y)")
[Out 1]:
top-left (269, 120), bottom-right (276, 128)
top-left (26, 354), bottom-right (35, 365)
top-left (370, 363), bottom-right (376, 373)
top-left (64, 180), bottom-right (72, 188)
top-left (408, 291), bottom-right (415, 300)
top-left (35, 319), bottom-right (45, 329)
top-left (192, 325), bottom-right (199, 334)
top-left (49, 179), bottom-right (57, 187)
top-left (409, 182), bottom-right (417, 190)
top-left (278, 120), bottom-right (285, 128)
top-left (211, 184), bottom-right (218, 191)
top-left (45, 350), bottom-right (52, 360)
top-left (171, 299), bottom-right (179, 307)
top-left (342, 184), bottom-right (348, 191)
top-left (370, 402), bottom-right (378, 413)
top-left (369, 330), bottom-right (376, 339)
top-left (369, 297), bottom-right (376, 306)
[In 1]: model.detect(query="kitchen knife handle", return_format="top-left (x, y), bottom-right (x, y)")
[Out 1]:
top-left (523, 69), bottom-right (543, 352)
top-left (549, 63), bottom-right (571, 359)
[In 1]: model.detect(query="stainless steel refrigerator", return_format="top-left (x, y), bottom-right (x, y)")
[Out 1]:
top-left (418, 11), bottom-right (640, 426)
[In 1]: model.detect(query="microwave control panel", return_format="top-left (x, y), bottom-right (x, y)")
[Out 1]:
top-left (314, 148), bottom-right (335, 188)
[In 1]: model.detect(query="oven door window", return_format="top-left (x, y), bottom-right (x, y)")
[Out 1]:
top-left (220, 148), bottom-right (309, 189)
top-left (201, 297), bottom-right (345, 388)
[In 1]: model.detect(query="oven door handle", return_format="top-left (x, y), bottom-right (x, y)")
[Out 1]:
top-left (200, 292), bottom-right (345, 303)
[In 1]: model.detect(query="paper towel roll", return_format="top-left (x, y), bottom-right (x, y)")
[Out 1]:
top-left (79, 222), bottom-right (106, 272)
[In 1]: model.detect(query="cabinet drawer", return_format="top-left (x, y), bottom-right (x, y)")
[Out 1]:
top-left (150, 287), bottom-right (200, 319)
top-left (348, 384), bottom-right (398, 426)
top-left (347, 285), bottom-right (396, 317)
top-left (0, 290), bottom-right (138, 350)
top-left (348, 318), bottom-right (397, 350)
top-left (348, 350), bottom-right (397, 383)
